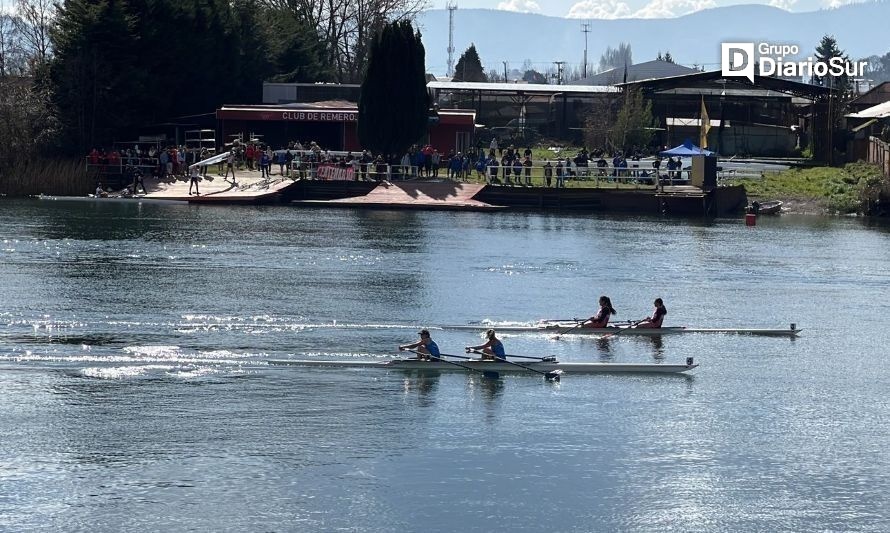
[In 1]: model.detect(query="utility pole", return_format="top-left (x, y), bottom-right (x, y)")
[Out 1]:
top-left (446, 2), bottom-right (458, 77)
top-left (553, 61), bottom-right (565, 85)
top-left (580, 22), bottom-right (591, 79)
top-left (503, 61), bottom-right (508, 82)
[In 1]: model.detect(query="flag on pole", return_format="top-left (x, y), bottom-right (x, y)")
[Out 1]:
top-left (700, 96), bottom-right (711, 149)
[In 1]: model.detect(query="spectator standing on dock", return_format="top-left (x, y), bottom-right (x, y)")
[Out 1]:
top-left (431, 150), bottom-right (440, 178)
top-left (374, 156), bottom-right (388, 181)
top-left (422, 145), bottom-right (434, 177)
top-left (612, 153), bottom-right (622, 178)
top-left (475, 155), bottom-right (487, 181)
top-left (158, 149), bottom-right (169, 179)
top-left (564, 157), bottom-right (574, 180)
top-left (414, 150), bottom-right (425, 177)
top-left (189, 165), bottom-right (200, 195)
top-left (245, 144), bottom-right (255, 170)
top-left (285, 149), bottom-right (294, 177)
top-left (449, 153), bottom-right (461, 180)
top-left (502, 153), bottom-right (512, 185)
top-left (130, 165), bottom-right (147, 194)
top-left (618, 157), bottom-right (628, 180)
top-left (199, 148), bottom-right (209, 177)
top-left (488, 157), bottom-right (499, 184)
top-left (556, 160), bottom-right (565, 187)
top-left (523, 156), bottom-right (533, 186)
top-left (224, 150), bottom-right (237, 184)
top-left (543, 160), bottom-right (553, 187)
top-left (512, 157), bottom-right (523, 186)
top-left (490, 136), bottom-right (498, 156)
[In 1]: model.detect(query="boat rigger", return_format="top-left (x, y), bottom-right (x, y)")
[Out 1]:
top-left (267, 357), bottom-right (699, 374)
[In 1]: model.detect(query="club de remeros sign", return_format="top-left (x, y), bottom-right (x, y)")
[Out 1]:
top-left (280, 111), bottom-right (358, 122)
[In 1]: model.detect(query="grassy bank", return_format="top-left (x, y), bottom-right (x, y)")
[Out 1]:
top-left (735, 162), bottom-right (888, 215)
top-left (0, 159), bottom-right (94, 197)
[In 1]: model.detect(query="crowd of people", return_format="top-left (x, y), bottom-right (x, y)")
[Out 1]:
top-left (88, 136), bottom-right (692, 194)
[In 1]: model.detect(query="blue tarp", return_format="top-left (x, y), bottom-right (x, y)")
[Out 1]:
top-left (660, 139), bottom-right (715, 157)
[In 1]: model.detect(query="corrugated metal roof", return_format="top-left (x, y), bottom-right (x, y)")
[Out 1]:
top-left (578, 60), bottom-right (697, 86)
top-left (428, 81), bottom-right (617, 94)
top-left (846, 100), bottom-right (890, 119)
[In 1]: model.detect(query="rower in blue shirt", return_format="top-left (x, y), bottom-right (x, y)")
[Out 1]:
top-left (465, 329), bottom-right (506, 361)
top-left (399, 329), bottom-right (440, 361)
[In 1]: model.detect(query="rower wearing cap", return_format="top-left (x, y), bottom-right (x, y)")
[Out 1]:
top-left (635, 298), bottom-right (667, 328)
top-left (465, 329), bottom-right (506, 361)
top-left (398, 329), bottom-right (440, 361)
top-left (582, 295), bottom-right (617, 328)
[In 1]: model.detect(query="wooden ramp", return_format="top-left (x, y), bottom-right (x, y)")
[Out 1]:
top-left (292, 181), bottom-right (503, 211)
top-left (144, 172), bottom-right (294, 204)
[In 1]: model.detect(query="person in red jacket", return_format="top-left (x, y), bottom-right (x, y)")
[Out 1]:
top-left (635, 298), bottom-right (667, 328)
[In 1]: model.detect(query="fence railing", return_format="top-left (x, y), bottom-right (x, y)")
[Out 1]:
top-left (869, 136), bottom-right (890, 178)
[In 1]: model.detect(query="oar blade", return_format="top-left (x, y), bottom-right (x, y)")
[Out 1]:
top-left (545, 370), bottom-right (563, 382)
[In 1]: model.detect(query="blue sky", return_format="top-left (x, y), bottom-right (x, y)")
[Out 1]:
top-left (429, 0), bottom-right (862, 18)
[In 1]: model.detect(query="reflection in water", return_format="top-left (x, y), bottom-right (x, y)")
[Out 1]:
top-left (402, 373), bottom-right (440, 407)
top-left (644, 335), bottom-right (665, 358)
top-left (595, 336), bottom-right (614, 357)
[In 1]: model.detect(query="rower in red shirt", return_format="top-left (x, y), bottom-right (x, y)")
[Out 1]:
top-left (635, 298), bottom-right (667, 328)
top-left (582, 295), bottom-right (617, 328)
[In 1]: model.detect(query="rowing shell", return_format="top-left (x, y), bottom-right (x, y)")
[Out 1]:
top-left (267, 358), bottom-right (698, 374)
top-left (443, 323), bottom-right (802, 337)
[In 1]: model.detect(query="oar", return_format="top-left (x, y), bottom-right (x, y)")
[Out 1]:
top-left (601, 319), bottom-right (646, 340)
top-left (468, 349), bottom-right (561, 381)
top-left (404, 349), bottom-right (499, 379)
top-left (552, 320), bottom-right (586, 340)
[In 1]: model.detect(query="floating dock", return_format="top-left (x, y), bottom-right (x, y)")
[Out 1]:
top-left (142, 171), bottom-right (294, 204)
top-left (291, 181), bottom-right (503, 211)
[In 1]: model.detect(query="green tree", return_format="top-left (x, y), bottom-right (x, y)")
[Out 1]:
top-left (452, 44), bottom-right (486, 82)
top-left (813, 35), bottom-right (850, 90)
top-left (50, 0), bottom-right (142, 150)
top-left (358, 20), bottom-right (428, 158)
top-left (610, 87), bottom-right (655, 152)
top-left (266, 10), bottom-right (329, 83)
top-left (50, 0), bottom-right (280, 151)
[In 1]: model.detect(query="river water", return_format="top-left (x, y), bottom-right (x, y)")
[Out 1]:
top-left (1, 198), bottom-right (889, 532)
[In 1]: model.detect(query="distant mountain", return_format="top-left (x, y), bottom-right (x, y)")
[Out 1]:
top-left (416, 3), bottom-right (889, 76)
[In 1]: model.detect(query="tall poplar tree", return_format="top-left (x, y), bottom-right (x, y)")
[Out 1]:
top-left (357, 20), bottom-right (428, 158)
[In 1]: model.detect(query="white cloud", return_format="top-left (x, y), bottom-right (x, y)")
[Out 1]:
top-left (566, 0), bottom-right (633, 19)
top-left (566, 0), bottom-right (718, 19)
top-left (823, 0), bottom-right (864, 7)
top-left (631, 0), bottom-right (717, 18)
top-left (497, 0), bottom-right (542, 13)
top-left (768, 0), bottom-right (797, 9)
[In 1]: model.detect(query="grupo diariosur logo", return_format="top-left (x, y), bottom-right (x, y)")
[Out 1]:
top-left (721, 42), bottom-right (867, 83)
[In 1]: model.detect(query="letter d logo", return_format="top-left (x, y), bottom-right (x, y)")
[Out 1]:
top-left (722, 43), bottom-right (755, 83)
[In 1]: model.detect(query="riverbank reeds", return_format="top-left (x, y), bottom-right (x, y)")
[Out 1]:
top-left (0, 159), bottom-right (94, 197)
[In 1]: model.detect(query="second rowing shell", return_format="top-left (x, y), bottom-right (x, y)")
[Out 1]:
top-left (442, 324), bottom-right (802, 337)
top-left (267, 358), bottom-right (698, 374)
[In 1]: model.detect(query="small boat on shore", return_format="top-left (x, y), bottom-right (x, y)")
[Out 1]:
top-left (443, 322), bottom-right (801, 337)
top-left (268, 357), bottom-right (699, 374)
top-left (750, 200), bottom-right (783, 214)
